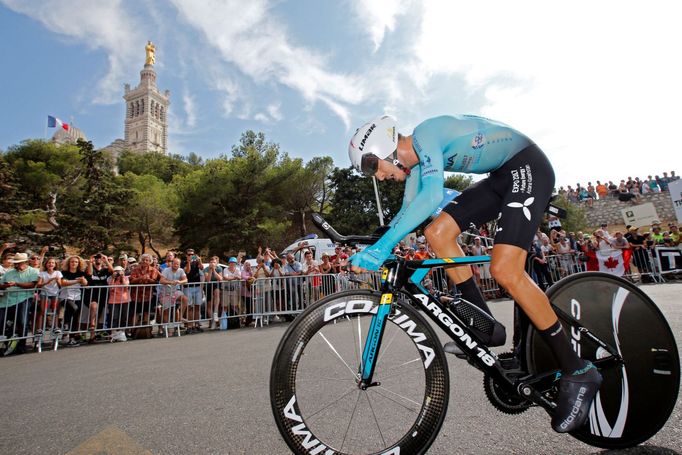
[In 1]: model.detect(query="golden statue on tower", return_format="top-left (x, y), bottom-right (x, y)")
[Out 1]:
top-left (145, 40), bottom-right (156, 65)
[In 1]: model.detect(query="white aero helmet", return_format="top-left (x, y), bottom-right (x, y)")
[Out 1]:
top-left (348, 115), bottom-right (398, 175)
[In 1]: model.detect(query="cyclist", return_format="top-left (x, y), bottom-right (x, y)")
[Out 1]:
top-left (347, 114), bottom-right (601, 433)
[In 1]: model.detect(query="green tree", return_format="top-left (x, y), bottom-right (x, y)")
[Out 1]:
top-left (326, 168), bottom-right (404, 236)
top-left (121, 173), bottom-right (177, 257)
top-left (3, 139), bottom-right (83, 229)
top-left (0, 154), bottom-right (22, 238)
top-left (57, 140), bottom-right (132, 252)
top-left (444, 174), bottom-right (474, 191)
top-left (173, 135), bottom-right (292, 253)
top-left (550, 195), bottom-right (588, 234)
top-left (278, 155), bottom-right (335, 236)
top-left (117, 150), bottom-right (195, 183)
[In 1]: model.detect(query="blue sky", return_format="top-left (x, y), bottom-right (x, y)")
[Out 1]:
top-left (1, 0), bottom-right (681, 188)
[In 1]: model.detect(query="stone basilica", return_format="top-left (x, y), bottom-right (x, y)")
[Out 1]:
top-left (53, 41), bottom-right (170, 156)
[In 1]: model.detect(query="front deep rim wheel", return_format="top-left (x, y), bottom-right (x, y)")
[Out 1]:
top-left (270, 290), bottom-right (449, 455)
top-left (528, 272), bottom-right (680, 449)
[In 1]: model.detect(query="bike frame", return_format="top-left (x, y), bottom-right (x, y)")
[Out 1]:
top-left (358, 255), bottom-right (624, 411)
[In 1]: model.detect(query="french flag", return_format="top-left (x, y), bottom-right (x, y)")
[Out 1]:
top-left (47, 115), bottom-right (69, 131)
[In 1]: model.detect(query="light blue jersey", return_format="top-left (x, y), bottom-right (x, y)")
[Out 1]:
top-left (351, 115), bottom-right (533, 271)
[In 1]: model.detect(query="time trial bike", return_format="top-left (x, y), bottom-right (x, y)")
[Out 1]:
top-left (270, 213), bottom-right (679, 455)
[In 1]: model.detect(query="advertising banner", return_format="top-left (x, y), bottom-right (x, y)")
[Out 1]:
top-left (668, 179), bottom-right (682, 223)
top-left (653, 246), bottom-right (682, 274)
top-left (621, 203), bottom-right (659, 228)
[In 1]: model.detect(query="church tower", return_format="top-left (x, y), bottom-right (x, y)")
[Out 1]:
top-left (123, 41), bottom-right (170, 154)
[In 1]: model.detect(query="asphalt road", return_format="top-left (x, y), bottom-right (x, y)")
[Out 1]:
top-left (1, 283), bottom-right (681, 455)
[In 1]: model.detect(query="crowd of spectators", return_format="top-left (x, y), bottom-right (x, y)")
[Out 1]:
top-left (527, 220), bottom-right (680, 290)
top-left (0, 240), bottom-right (376, 355)
top-left (556, 171), bottom-right (679, 206)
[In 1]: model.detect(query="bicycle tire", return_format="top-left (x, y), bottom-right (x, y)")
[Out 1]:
top-left (526, 272), bottom-right (680, 449)
top-left (270, 290), bottom-right (449, 455)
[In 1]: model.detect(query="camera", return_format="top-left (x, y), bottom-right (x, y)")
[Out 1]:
top-left (94, 253), bottom-right (102, 260)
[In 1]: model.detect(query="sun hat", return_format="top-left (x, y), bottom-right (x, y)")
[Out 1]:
top-left (113, 266), bottom-right (125, 272)
top-left (11, 252), bottom-right (29, 263)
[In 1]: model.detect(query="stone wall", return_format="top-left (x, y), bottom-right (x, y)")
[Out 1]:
top-left (579, 192), bottom-right (677, 228)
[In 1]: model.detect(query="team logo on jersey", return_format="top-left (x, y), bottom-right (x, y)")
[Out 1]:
top-left (420, 155), bottom-right (432, 168)
top-left (507, 197), bottom-right (535, 221)
top-left (471, 132), bottom-right (485, 149)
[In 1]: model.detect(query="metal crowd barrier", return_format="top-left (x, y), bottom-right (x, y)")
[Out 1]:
top-left (1, 250), bottom-right (678, 355)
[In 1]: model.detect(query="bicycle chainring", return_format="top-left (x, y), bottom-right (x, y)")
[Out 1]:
top-left (483, 352), bottom-right (531, 415)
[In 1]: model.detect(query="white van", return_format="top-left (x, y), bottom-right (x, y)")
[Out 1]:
top-left (280, 235), bottom-right (337, 263)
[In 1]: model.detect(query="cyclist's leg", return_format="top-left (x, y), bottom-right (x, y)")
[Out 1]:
top-left (489, 144), bottom-right (601, 433)
top-left (425, 178), bottom-right (500, 314)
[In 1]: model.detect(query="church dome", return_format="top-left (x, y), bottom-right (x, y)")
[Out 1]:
top-left (52, 126), bottom-right (87, 145)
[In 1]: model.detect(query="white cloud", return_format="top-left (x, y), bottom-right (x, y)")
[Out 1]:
top-left (1, 0), bottom-right (143, 104)
top-left (182, 90), bottom-right (197, 128)
top-left (349, 0), bottom-right (412, 51)
top-left (169, 0), bottom-right (365, 128)
top-left (406, 0), bottom-right (682, 185)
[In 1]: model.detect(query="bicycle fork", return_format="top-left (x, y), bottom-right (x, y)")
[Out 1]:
top-left (359, 292), bottom-right (393, 389)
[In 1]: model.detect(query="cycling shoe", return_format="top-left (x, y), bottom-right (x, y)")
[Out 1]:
top-left (552, 361), bottom-right (602, 433)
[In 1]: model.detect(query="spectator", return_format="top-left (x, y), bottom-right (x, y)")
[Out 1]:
top-left (222, 257), bottom-right (242, 316)
top-left (640, 179), bottom-right (651, 194)
top-left (612, 231), bottom-right (630, 250)
top-left (648, 176), bottom-right (661, 193)
top-left (626, 226), bottom-right (649, 278)
top-left (670, 170), bottom-right (679, 181)
top-left (59, 256), bottom-right (91, 345)
top-left (607, 181), bottom-right (618, 197)
top-left (158, 258), bottom-right (189, 336)
top-left (651, 225), bottom-right (664, 244)
top-left (182, 249), bottom-right (204, 332)
top-left (129, 253), bottom-right (160, 337)
top-left (36, 257), bottom-right (62, 336)
top-left (28, 246), bottom-right (48, 272)
top-left (529, 245), bottom-right (553, 291)
top-left (241, 261), bottom-right (255, 327)
top-left (283, 253), bottom-right (303, 313)
top-left (617, 185), bottom-right (639, 204)
top-left (0, 253), bottom-right (39, 355)
top-left (669, 224), bottom-right (680, 246)
top-left (318, 253), bottom-right (334, 297)
top-left (250, 255), bottom-right (271, 321)
top-left (107, 265), bottom-right (130, 342)
top-left (204, 256), bottom-right (223, 329)
top-left (85, 253), bottom-right (114, 339)
top-left (117, 253), bottom-right (132, 276)
top-left (404, 247), bottom-right (416, 260)
top-left (657, 173), bottom-right (670, 192)
top-left (330, 246), bottom-right (343, 273)
top-left (302, 250), bottom-right (322, 302)
top-left (414, 243), bottom-right (432, 260)
top-left (269, 258), bottom-right (286, 317)
top-left (257, 246), bottom-right (277, 268)
top-left (587, 182), bottom-right (597, 200)
top-left (0, 243), bottom-right (17, 277)
top-left (159, 251), bottom-right (174, 271)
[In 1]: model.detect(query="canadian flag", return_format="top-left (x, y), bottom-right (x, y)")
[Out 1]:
top-left (596, 249), bottom-right (625, 276)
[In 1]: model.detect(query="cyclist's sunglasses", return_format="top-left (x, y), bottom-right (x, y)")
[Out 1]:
top-left (360, 152), bottom-right (394, 176)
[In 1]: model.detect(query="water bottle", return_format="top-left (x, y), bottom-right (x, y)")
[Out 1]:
top-left (220, 311), bottom-right (228, 330)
